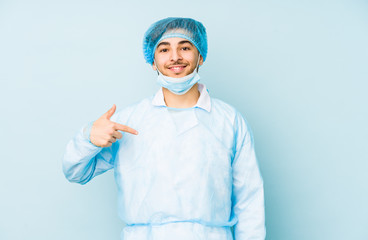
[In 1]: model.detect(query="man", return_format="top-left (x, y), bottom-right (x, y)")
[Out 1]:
top-left (63, 17), bottom-right (265, 240)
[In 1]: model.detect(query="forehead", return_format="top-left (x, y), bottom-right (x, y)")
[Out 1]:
top-left (156, 37), bottom-right (194, 48)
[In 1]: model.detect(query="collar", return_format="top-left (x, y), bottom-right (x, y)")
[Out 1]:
top-left (151, 83), bottom-right (211, 112)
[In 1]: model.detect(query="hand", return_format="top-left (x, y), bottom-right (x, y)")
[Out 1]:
top-left (90, 104), bottom-right (138, 148)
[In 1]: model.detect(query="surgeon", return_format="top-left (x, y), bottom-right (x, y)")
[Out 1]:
top-left (62, 17), bottom-right (266, 240)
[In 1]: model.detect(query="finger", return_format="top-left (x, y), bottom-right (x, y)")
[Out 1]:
top-left (112, 130), bottom-right (123, 139)
top-left (103, 104), bottom-right (116, 120)
top-left (108, 137), bottom-right (117, 143)
top-left (114, 123), bottom-right (138, 135)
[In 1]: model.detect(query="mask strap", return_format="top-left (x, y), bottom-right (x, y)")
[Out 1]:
top-left (196, 54), bottom-right (201, 73)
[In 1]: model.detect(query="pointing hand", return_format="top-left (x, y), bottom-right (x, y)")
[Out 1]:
top-left (90, 104), bottom-right (138, 148)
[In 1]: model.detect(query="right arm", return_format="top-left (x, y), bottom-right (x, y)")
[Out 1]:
top-left (62, 104), bottom-right (138, 185)
top-left (62, 121), bottom-right (117, 184)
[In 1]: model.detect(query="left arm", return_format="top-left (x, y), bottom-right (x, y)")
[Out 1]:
top-left (231, 111), bottom-right (266, 240)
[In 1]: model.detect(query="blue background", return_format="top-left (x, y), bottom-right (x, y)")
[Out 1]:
top-left (1, 0), bottom-right (367, 239)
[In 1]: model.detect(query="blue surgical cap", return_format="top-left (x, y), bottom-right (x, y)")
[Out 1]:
top-left (143, 17), bottom-right (208, 65)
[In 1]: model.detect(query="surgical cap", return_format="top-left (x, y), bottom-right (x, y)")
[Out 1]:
top-left (143, 17), bottom-right (208, 65)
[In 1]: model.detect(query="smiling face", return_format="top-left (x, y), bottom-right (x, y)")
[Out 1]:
top-left (152, 37), bottom-right (203, 78)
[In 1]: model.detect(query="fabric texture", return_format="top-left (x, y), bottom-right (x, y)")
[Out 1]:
top-left (62, 84), bottom-right (265, 240)
top-left (143, 17), bottom-right (208, 65)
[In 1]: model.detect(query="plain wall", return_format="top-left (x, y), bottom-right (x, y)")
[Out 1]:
top-left (0, 0), bottom-right (367, 239)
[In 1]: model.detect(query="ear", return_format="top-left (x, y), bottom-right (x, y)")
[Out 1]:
top-left (152, 62), bottom-right (157, 71)
top-left (199, 54), bottom-right (204, 66)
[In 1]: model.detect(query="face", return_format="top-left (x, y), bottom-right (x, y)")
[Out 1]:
top-left (152, 37), bottom-right (203, 78)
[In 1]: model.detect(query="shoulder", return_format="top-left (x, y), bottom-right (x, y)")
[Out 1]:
top-left (211, 97), bottom-right (252, 133)
top-left (211, 97), bottom-right (243, 123)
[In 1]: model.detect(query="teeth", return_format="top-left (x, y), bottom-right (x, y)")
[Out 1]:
top-left (171, 67), bottom-right (183, 70)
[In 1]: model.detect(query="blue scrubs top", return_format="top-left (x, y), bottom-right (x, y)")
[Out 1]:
top-left (62, 83), bottom-right (265, 240)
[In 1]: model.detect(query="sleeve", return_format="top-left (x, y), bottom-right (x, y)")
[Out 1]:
top-left (62, 114), bottom-right (120, 185)
top-left (231, 111), bottom-right (266, 239)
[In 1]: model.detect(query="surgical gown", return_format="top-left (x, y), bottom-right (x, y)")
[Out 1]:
top-left (62, 83), bottom-right (266, 240)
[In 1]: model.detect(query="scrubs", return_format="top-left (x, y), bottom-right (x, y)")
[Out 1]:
top-left (62, 83), bottom-right (265, 240)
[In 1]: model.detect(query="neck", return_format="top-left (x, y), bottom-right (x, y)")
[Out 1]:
top-left (162, 83), bottom-right (200, 108)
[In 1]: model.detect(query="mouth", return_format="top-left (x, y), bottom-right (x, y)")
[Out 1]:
top-left (168, 65), bottom-right (187, 73)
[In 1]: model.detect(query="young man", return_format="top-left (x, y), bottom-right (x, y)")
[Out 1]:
top-left (63, 17), bottom-right (265, 240)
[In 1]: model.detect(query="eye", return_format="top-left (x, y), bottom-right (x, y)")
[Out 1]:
top-left (182, 47), bottom-right (190, 51)
top-left (159, 48), bottom-right (168, 53)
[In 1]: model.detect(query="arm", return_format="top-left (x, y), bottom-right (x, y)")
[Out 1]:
top-left (62, 104), bottom-right (137, 185)
top-left (62, 120), bottom-right (118, 185)
top-left (231, 111), bottom-right (266, 239)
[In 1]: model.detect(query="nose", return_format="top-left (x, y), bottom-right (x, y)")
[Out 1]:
top-left (170, 49), bottom-right (182, 62)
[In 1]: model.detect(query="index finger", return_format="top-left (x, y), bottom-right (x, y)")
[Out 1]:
top-left (114, 122), bottom-right (138, 135)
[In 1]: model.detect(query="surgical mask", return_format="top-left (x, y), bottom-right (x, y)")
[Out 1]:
top-left (155, 56), bottom-right (201, 95)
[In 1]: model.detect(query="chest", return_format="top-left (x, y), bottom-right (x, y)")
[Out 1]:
top-left (115, 108), bottom-right (235, 172)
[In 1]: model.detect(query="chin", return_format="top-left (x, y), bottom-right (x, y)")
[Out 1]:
top-left (164, 72), bottom-right (187, 78)
top-left (174, 73), bottom-right (188, 78)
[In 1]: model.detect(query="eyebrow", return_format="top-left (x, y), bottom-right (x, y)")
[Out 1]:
top-left (156, 40), bottom-right (194, 49)
top-left (156, 42), bottom-right (170, 48)
top-left (178, 40), bottom-right (194, 46)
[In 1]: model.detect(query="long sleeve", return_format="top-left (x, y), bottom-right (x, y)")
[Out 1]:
top-left (62, 118), bottom-right (119, 185)
top-left (231, 111), bottom-right (266, 239)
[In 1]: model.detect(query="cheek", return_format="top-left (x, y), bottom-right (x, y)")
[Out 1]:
top-left (155, 59), bottom-right (166, 69)
top-left (182, 51), bottom-right (198, 61)
top-left (180, 52), bottom-right (194, 61)
top-left (155, 53), bottom-right (170, 64)
top-left (154, 56), bottom-right (169, 71)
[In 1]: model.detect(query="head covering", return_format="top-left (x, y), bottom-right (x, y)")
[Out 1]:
top-left (143, 17), bottom-right (208, 65)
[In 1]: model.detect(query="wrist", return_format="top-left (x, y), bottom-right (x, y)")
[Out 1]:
top-left (83, 121), bottom-right (95, 144)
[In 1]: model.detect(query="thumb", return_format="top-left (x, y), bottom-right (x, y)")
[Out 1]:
top-left (104, 104), bottom-right (116, 120)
